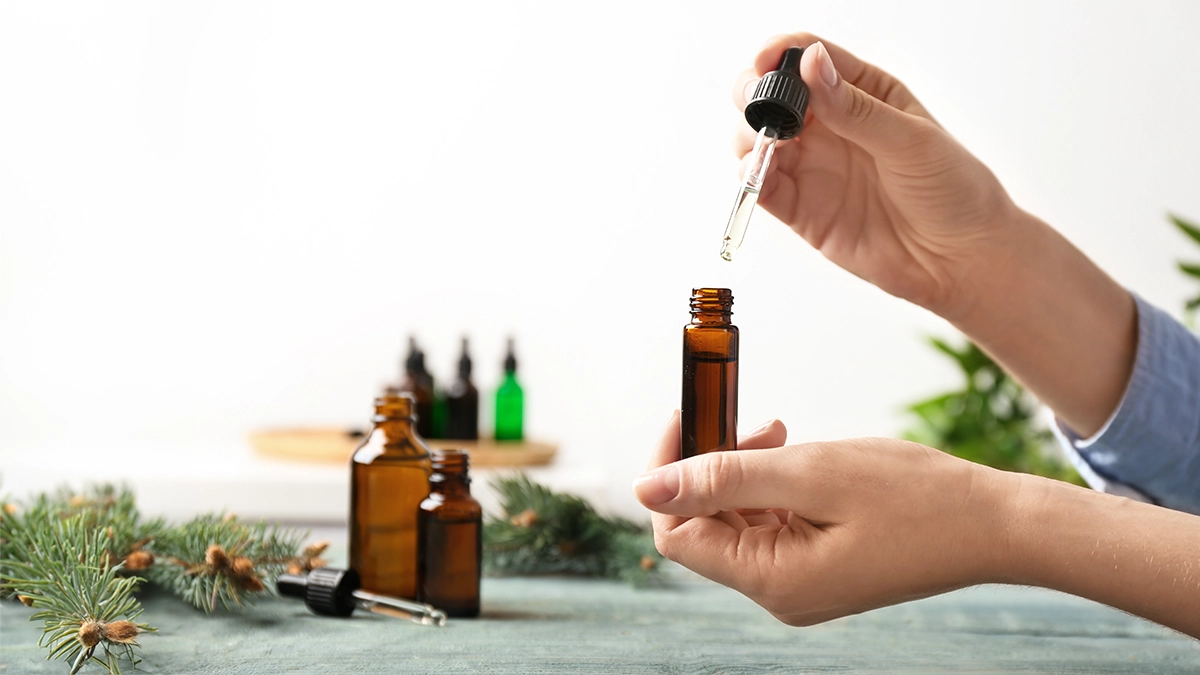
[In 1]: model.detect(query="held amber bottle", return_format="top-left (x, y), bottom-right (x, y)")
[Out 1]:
top-left (417, 449), bottom-right (482, 617)
top-left (681, 288), bottom-right (738, 458)
top-left (349, 393), bottom-right (433, 598)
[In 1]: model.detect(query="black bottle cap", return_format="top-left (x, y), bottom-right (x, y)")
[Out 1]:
top-left (276, 567), bottom-right (360, 617)
top-left (744, 47), bottom-right (809, 140)
top-left (503, 337), bottom-right (517, 373)
top-left (458, 337), bottom-right (472, 378)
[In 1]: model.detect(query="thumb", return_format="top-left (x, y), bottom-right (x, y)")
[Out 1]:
top-left (634, 447), bottom-right (803, 517)
top-left (801, 41), bottom-right (932, 161)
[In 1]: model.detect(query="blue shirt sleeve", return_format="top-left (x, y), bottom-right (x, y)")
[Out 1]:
top-left (1055, 293), bottom-right (1200, 515)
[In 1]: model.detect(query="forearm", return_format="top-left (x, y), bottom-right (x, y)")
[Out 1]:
top-left (1005, 473), bottom-right (1200, 638)
top-left (950, 209), bottom-right (1137, 436)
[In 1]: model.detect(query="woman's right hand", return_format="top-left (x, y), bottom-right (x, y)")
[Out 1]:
top-left (733, 35), bottom-right (1021, 320)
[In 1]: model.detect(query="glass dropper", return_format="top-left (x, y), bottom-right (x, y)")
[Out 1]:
top-left (719, 46), bottom-right (810, 262)
top-left (277, 567), bottom-right (448, 627)
top-left (720, 125), bottom-right (778, 261)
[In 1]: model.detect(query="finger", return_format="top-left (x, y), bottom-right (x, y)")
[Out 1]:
top-left (755, 33), bottom-right (931, 120)
top-left (644, 411), bottom-right (690, 541)
top-left (639, 417), bottom-right (787, 510)
top-left (798, 41), bottom-right (938, 163)
top-left (732, 120), bottom-right (759, 158)
top-left (646, 410), bottom-right (681, 472)
top-left (634, 443), bottom-right (839, 518)
top-left (737, 419), bottom-right (787, 450)
top-left (732, 67), bottom-right (760, 111)
top-left (740, 511), bottom-right (785, 527)
top-left (657, 515), bottom-right (794, 592)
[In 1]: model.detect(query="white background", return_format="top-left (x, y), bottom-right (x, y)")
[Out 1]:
top-left (3, 1), bottom-right (1199, 521)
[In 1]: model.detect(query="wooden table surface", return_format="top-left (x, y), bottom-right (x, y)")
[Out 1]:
top-left (3, 571), bottom-right (1198, 674)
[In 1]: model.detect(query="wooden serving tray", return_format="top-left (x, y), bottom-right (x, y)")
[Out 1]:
top-left (249, 427), bottom-right (557, 467)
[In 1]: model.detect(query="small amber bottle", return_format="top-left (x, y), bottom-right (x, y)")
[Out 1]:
top-left (417, 448), bottom-right (482, 617)
top-left (681, 288), bottom-right (738, 459)
top-left (349, 393), bottom-right (433, 598)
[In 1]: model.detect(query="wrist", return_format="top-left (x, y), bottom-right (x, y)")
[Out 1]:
top-left (938, 208), bottom-right (1136, 435)
top-left (962, 466), bottom-right (1043, 586)
top-left (937, 206), bottom-right (1044, 328)
top-left (987, 471), bottom-right (1059, 587)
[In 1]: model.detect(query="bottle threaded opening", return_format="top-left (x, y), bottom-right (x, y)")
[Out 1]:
top-left (374, 392), bottom-right (416, 421)
top-left (431, 448), bottom-right (470, 473)
top-left (690, 288), bottom-right (734, 315)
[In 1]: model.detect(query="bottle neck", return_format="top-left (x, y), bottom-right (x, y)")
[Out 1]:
top-left (689, 310), bottom-right (732, 325)
top-left (429, 449), bottom-right (470, 494)
top-left (430, 473), bottom-right (471, 496)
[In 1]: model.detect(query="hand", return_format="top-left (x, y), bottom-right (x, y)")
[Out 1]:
top-left (734, 33), bottom-right (1137, 436)
top-left (634, 412), bottom-right (1014, 625)
top-left (733, 35), bottom-right (1020, 318)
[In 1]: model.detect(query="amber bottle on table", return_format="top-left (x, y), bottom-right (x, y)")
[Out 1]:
top-left (417, 448), bottom-right (482, 617)
top-left (681, 288), bottom-right (738, 459)
top-left (349, 393), bottom-right (432, 598)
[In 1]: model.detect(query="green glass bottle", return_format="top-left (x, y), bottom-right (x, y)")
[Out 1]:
top-left (494, 337), bottom-right (524, 441)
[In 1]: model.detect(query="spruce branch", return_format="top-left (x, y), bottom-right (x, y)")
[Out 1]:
top-left (1, 514), bottom-right (153, 675)
top-left (0, 485), bottom-right (163, 597)
top-left (483, 474), bottom-right (663, 586)
top-left (145, 513), bottom-right (305, 613)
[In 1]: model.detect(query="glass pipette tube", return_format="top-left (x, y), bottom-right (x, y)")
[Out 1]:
top-left (719, 125), bottom-right (778, 262)
top-left (352, 588), bottom-right (448, 626)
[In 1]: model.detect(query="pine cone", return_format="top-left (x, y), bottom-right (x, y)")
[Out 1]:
top-left (510, 509), bottom-right (539, 528)
top-left (123, 550), bottom-right (155, 571)
top-left (103, 621), bottom-right (140, 645)
top-left (205, 545), bottom-right (229, 570)
top-left (78, 621), bottom-right (103, 648)
top-left (229, 557), bottom-right (255, 577)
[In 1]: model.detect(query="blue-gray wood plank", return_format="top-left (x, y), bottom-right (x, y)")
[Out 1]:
top-left (3, 575), bottom-right (1198, 674)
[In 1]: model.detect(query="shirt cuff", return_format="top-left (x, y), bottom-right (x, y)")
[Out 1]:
top-left (1055, 293), bottom-right (1200, 514)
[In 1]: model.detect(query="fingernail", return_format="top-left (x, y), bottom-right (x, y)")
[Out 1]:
top-left (743, 78), bottom-right (760, 104)
top-left (816, 42), bottom-right (838, 88)
top-left (746, 419), bottom-right (774, 436)
top-left (633, 465), bottom-right (680, 506)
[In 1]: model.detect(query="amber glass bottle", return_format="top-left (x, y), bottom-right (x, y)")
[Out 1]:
top-left (681, 288), bottom-right (738, 459)
top-left (398, 336), bottom-right (436, 438)
top-left (350, 393), bottom-right (433, 598)
top-left (417, 448), bottom-right (482, 617)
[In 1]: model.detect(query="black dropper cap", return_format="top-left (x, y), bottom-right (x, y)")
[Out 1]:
top-left (404, 336), bottom-right (422, 375)
top-left (503, 337), bottom-right (517, 374)
top-left (277, 567), bottom-right (360, 617)
top-left (458, 337), bottom-right (472, 378)
top-left (744, 47), bottom-right (809, 140)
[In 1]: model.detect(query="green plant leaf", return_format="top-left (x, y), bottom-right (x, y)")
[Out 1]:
top-left (1178, 262), bottom-right (1200, 278)
top-left (1169, 213), bottom-right (1200, 247)
top-left (928, 337), bottom-right (976, 375)
top-left (902, 335), bottom-right (1082, 486)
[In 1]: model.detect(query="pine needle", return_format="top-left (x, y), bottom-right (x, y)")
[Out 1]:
top-left (482, 474), bottom-right (663, 586)
top-left (145, 513), bottom-right (305, 613)
top-left (1, 515), bottom-right (152, 675)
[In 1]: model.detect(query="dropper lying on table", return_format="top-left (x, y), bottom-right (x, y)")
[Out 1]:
top-left (719, 46), bottom-right (811, 262)
top-left (277, 567), bottom-right (448, 626)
